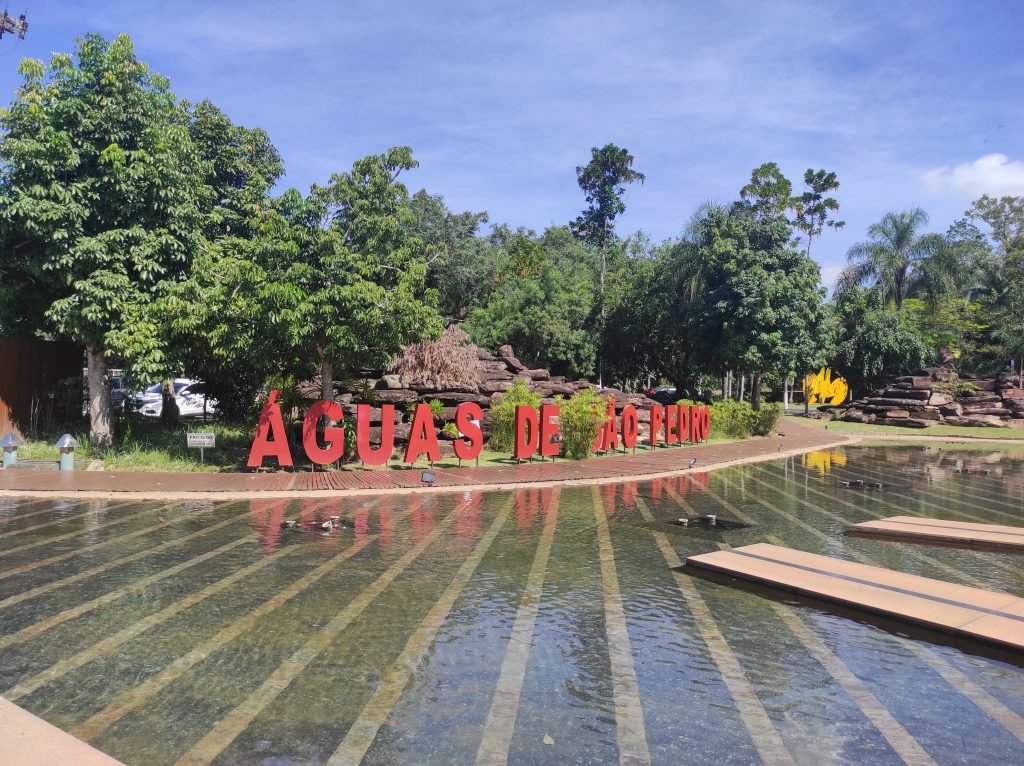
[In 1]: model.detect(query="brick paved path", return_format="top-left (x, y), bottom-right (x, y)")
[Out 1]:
top-left (0, 421), bottom-right (852, 497)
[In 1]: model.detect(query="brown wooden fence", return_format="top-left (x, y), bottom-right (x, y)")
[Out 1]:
top-left (0, 338), bottom-right (83, 438)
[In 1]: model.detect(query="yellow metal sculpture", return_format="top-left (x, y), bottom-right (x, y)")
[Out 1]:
top-left (803, 367), bottom-right (849, 405)
top-left (801, 449), bottom-right (847, 476)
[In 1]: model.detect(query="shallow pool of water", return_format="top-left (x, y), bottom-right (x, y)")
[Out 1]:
top-left (1, 445), bottom-right (1022, 765)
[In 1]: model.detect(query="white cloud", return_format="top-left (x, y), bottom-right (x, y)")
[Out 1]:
top-left (922, 154), bottom-right (1024, 197)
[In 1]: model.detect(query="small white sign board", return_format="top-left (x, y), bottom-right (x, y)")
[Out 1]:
top-left (187, 432), bottom-right (215, 462)
top-left (187, 432), bottom-right (216, 448)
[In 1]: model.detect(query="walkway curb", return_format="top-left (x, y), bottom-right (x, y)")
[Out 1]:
top-left (0, 427), bottom-right (857, 500)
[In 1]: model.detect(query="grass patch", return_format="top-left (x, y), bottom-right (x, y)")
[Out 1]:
top-left (788, 415), bottom-right (1024, 440)
top-left (12, 417), bottom-right (738, 473)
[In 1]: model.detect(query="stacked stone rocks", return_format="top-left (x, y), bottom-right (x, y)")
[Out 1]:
top-left (299, 344), bottom-right (661, 453)
top-left (838, 371), bottom-right (1024, 429)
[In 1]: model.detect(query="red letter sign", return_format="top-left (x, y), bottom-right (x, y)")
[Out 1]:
top-left (453, 402), bottom-right (484, 461)
top-left (303, 399), bottom-right (346, 465)
top-left (248, 390), bottom-right (294, 468)
top-left (689, 404), bottom-right (709, 442)
top-left (649, 406), bottom-right (663, 448)
top-left (540, 403), bottom-right (560, 458)
top-left (677, 404), bottom-right (690, 444)
top-left (356, 404), bottom-right (394, 466)
top-left (664, 405), bottom-right (678, 445)
top-left (621, 405), bottom-right (638, 449)
top-left (514, 405), bottom-right (539, 460)
top-left (405, 403), bottom-right (441, 463)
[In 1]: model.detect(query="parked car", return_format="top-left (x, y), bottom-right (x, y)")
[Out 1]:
top-left (138, 380), bottom-right (219, 419)
top-left (128, 379), bottom-right (192, 412)
top-left (647, 385), bottom-right (678, 404)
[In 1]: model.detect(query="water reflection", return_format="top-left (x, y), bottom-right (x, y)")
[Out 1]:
top-left (0, 446), bottom-right (1021, 765)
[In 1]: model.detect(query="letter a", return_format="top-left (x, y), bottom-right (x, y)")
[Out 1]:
top-left (248, 390), bottom-right (294, 468)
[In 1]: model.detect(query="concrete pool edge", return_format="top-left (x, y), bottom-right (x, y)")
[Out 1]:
top-left (0, 430), bottom-right (859, 500)
top-left (0, 697), bottom-right (126, 765)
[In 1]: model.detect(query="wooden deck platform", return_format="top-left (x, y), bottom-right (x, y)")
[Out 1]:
top-left (849, 515), bottom-right (1024, 553)
top-left (685, 543), bottom-right (1024, 652)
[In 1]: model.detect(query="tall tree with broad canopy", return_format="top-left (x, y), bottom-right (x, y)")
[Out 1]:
top-left (570, 143), bottom-right (644, 385)
top-left (410, 190), bottom-right (496, 321)
top-left (285, 147), bottom-right (443, 399)
top-left (0, 34), bottom-right (205, 447)
top-left (832, 285), bottom-right (931, 396)
top-left (155, 106), bottom-right (286, 418)
top-left (466, 227), bottom-right (598, 379)
top-left (689, 205), bottom-right (831, 410)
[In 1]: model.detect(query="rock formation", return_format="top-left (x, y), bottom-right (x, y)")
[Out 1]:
top-left (297, 344), bottom-right (661, 454)
top-left (833, 370), bottom-right (1024, 429)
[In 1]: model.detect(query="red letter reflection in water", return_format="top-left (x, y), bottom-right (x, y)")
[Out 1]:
top-left (353, 505), bottom-right (369, 539)
top-left (377, 502), bottom-right (394, 549)
top-left (516, 488), bottom-right (538, 529)
top-left (410, 496), bottom-right (435, 542)
top-left (457, 491), bottom-right (482, 539)
top-left (251, 499), bottom-right (289, 553)
top-left (620, 481), bottom-right (637, 507)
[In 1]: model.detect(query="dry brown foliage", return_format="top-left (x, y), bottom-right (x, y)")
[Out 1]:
top-left (391, 325), bottom-right (485, 389)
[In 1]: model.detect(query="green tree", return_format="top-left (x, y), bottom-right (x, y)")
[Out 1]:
top-left (466, 227), bottom-right (597, 378)
top-left (409, 190), bottom-right (496, 321)
top-left (839, 208), bottom-right (931, 310)
top-left (0, 34), bottom-right (205, 447)
top-left (186, 99), bottom-right (283, 240)
top-left (792, 169), bottom-right (844, 258)
top-left (832, 286), bottom-right (931, 396)
top-left (689, 205), bottom-right (830, 410)
top-left (739, 162), bottom-right (793, 220)
top-left (291, 147), bottom-right (443, 398)
top-left (570, 143), bottom-right (644, 384)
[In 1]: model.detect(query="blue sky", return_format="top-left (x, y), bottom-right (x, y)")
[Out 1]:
top-left (2, 1), bottom-right (1022, 287)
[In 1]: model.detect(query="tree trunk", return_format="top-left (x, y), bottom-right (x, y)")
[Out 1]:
top-left (86, 345), bottom-right (114, 449)
top-left (160, 380), bottom-right (180, 428)
top-left (751, 373), bottom-right (762, 411)
top-left (803, 372), bottom-right (810, 415)
top-left (783, 377), bottom-right (790, 410)
top-left (739, 374), bottom-right (745, 403)
top-left (320, 361), bottom-right (334, 401)
top-left (722, 374), bottom-right (728, 400)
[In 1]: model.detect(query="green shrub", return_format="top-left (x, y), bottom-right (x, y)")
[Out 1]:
top-left (750, 403), bottom-right (782, 435)
top-left (429, 398), bottom-right (444, 418)
top-left (933, 376), bottom-right (979, 399)
top-left (488, 379), bottom-right (540, 452)
top-left (442, 422), bottom-right (459, 439)
top-left (680, 399), bottom-right (775, 439)
top-left (560, 388), bottom-right (606, 460)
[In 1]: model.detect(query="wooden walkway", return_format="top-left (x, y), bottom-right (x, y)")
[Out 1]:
top-left (850, 516), bottom-right (1024, 553)
top-left (685, 543), bottom-right (1024, 652)
top-left (0, 422), bottom-right (849, 497)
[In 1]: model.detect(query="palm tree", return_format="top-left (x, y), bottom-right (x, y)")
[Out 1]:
top-left (839, 208), bottom-right (930, 310)
top-left (907, 233), bottom-right (974, 306)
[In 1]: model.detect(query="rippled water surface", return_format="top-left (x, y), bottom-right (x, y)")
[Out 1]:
top-left (1, 445), bottom-right (1022, 765)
